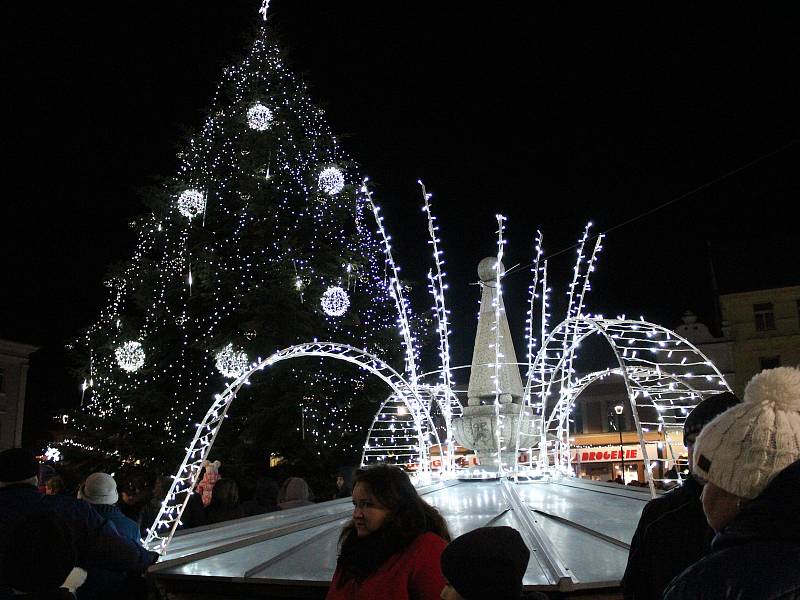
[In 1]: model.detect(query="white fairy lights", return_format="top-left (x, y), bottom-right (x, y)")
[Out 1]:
top-left (362, 181), bottom-right (420, 388)
top-left (215, 344), bottom-right (249, 379)
top-left (247, 102), bottom-right (274, 131)
top-left (492, 214), bottom-right (507, 472)
top-left (421, 182), bottom-right (456, 470)
top-left (318, 167), bottom-right (345, 196)
top-left (146, 342), bottom-right (442, 554)
top-left (74, 19), bottom-right (396, 470)
top-left (176, 189), bottom-right (206, 220)
top-left (321, 285), bottom-right (350, 316)
top-left (44, 446), bottom-right (62, 462)
top-left (115, 341), bottom-right (145, 372)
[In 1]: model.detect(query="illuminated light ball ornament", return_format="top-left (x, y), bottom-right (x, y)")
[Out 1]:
top-left (246, 101), bottom-right (274, 131)
top-left (318, 167), bottom-right (345, 196)
top-left (215, 343), bottom-right (249, 379)
top-left (115, 341), bottom-right (145, 372)
top-left (176, 189), bottom-right (206, 220)
top-left (44, 446), bottom-right (62, 463)
top-left (321, 286), bottom-right (350, 317)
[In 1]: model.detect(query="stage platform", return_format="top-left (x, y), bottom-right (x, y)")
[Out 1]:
top-left (147, 477), bottom-right (654, 598)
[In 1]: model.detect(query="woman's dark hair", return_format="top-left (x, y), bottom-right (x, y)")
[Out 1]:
top-left (336, 464), bottom-right (450, 585)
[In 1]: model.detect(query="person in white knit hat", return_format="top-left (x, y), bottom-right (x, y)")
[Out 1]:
top-left (664, 367), bottom-right (800, 599)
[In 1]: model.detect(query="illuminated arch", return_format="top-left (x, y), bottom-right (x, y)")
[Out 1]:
top-left (361, 384), bottom-right (462, 472)
top-left (515, 317), bottom-right (731, 495)
top-left (144, 342), bottom-right (440, 554)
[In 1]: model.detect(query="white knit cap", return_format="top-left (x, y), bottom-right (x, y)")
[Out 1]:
top-left (693, 367), bottom-right (800, 499)
top-left (78, 472), bottom-right (119, 505)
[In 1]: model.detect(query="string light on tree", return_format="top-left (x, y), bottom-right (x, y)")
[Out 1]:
top-left (318, 167), bottom-right (345, 196)
top-left (70, 3), bottom-right (396, 482)
top-left (115, 341), bottom-right (145, 372)
top-left (215, 344), bottom-right (249, 379)
top-left (321, 286), bottom-right (350, 316)
top-left (246, 102), bottom-right (274, 131)
top-left (176, 189), bottom-right (206, 220)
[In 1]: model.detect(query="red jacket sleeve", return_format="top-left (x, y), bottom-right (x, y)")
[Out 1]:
top-left (408, 533), bottom-right (448, 600)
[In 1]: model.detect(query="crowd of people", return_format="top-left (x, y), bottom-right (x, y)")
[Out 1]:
top-left (0, 455), bottom-right (348, 599)
top-left (0, 366), bottom-right (798, 599)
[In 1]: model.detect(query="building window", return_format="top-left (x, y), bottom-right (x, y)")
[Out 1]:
top-left (753, 302), bottom-right (775, 331)
top-left (760, 356), bottom-right (781, 370)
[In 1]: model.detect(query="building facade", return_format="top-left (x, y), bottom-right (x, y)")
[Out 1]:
top-left (0, 339), bottom-right (38, 449)
top-left (719, 285), bottom-right (800, 396)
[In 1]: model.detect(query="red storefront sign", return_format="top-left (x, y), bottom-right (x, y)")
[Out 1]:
top-left (573, 448), bottom-right (639, 462)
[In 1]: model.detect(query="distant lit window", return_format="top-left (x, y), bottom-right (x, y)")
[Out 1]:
top-left (753, 302), bottom-right (775, 331)
top-left (760, 356), bottom-right (781, 370)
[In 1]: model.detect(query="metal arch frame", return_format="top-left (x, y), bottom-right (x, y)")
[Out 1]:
top-left (540, 366), bottom-right (707, 485)
top-left (144, 341), bottom-right (441, 555)
top-left (361, 383), bottom-right (462, 473)
top-left (544, 366), bottom-right (708, 437)
top-left (513, 317), bottom-right (731, 497)
top-left (414, 384), bottom-right (463, 474)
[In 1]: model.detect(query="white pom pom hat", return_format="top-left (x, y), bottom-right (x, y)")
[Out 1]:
top-left (693, 367), bottom-right (800, 499)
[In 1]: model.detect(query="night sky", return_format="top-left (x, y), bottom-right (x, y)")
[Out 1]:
top-left (4, 3), bottom-right (798, 436)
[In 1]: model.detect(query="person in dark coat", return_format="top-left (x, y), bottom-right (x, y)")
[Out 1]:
top-left (76, 473), bottom-right (143, 600)
top-left (621, 391), bottom-right (740, 600)
top-left (0, 449), bottom-right (157, 598)
top-left (241, 477), bottom-right (279, 516)
top-left (333, 468), bottom-right (354, 500)
top-left (664, 367), bottom-right (800, 599)
top-left (137, 475), bottom-right (172, 538)
top-left (2, 511), bottom-right (84, 599)
top-left (204, 478), bottom-right (244, 524)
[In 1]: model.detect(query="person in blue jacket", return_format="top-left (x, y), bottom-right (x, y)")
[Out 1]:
top-left (664, 367), bottom-right (800, 600)
top-left (0, 448), bottom-right (158, 599)
top-left (77, 472), bottom-right (144, 599)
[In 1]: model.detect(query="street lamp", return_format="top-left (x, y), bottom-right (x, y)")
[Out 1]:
top-left (614, 404), bottom-right (625, 484)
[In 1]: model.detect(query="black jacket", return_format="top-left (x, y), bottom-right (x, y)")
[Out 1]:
top-left (664, 460), bottom-right (800, 600)
top-left (0, 484), bottom-right (158, 600)
top-left (621, 476), bottom-right (714, 600)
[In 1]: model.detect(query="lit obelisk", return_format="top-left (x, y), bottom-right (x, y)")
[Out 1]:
top-left (451, 257), bottom-right (535, 473)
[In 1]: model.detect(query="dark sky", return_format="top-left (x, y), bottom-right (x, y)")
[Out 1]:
top-left (3, 3), bottom-right (798, 427)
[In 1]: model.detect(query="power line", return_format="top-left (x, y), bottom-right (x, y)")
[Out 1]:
top-left (505, 139), bottom-right (798, 278)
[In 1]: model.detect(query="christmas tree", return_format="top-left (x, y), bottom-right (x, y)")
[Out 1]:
top-left (69, 14), bottom-right (400, 477)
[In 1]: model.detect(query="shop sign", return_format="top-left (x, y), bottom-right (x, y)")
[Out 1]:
top-left (571, 444), bottom-right (657, 463)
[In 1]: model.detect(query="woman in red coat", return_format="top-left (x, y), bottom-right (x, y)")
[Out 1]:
top-left (326, 465), bottom-right (451, 600)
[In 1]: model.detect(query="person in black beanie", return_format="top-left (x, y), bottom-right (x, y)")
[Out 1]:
top-left (440, 526), bottom-right (530, 600)
top-left (621, 391), bottom-right (740, 600)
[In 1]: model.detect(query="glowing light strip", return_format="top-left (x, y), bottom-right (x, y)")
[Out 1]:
top-left (537, 260), bottom-right (549, 469)
top-left (362, 180), bottom-right (419, 388)
top-left (524, 231), bottom-right (544, 400)
top-left (420, 182), bottom-right (455, 471)
top-left (556, 223), bottom-right (593, 472)
top-left (493, 214), bottom-right (507, 472)
top-left (420, 182), bottom-right (453, 394)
